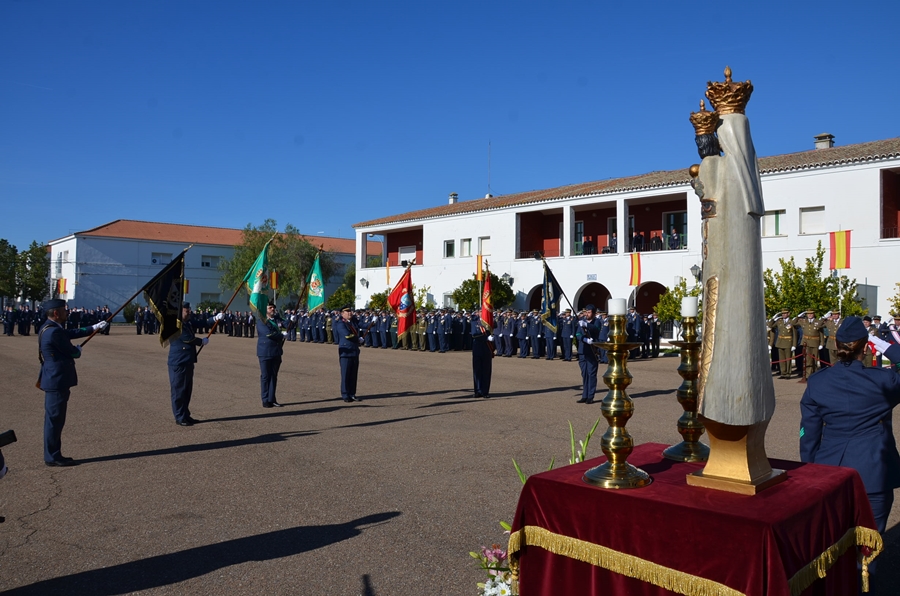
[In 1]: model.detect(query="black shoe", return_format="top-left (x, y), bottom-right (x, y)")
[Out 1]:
top-left (350, 396), bottom-right (361, 402)
top-left (584, 399), bottom-right (594, 404)
top-left (45, 458), bottom-right (77, 467)
top-left (262, 403), bottom-right (274, 408)
top-left (185, 416), bottom-right (200, 424)
top-left (270, 401), bottom-right (283, 408)
top-left (577, 398), bottom-right (588, 403)
top-left (176, 419), bottom-right (194, 426)
top-left (342, 398), bottom-right (352, 403)
top-left (482, 394), bottom-right (490, 399)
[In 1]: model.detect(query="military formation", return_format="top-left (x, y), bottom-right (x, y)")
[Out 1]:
top-left (767, 310), bottom-right (898, 379)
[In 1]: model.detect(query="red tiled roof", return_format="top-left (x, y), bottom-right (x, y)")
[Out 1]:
top-left (354, 137), bottom-right (900, 229)
top-left (58, 220), bottom-right (380, 255)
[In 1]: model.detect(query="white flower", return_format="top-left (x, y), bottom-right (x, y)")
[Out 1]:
top-left (482, 579), bottom-right (500, 596)
top-left (496, 581), bottom-right (512, 596)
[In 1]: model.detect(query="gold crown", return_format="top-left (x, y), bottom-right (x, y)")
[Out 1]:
top-left (689, 100), bottom-right (719, 135)
top-left (705, 66), bottom-right (753, 115)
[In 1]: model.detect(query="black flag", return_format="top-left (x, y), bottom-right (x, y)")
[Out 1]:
top-left (143, 251), bottom-right (186, 347)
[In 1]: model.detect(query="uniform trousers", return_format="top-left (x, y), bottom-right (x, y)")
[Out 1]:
top-left (44, 389), bottom-right (71, 462)
top-left (777, 347), bottom-right (793, 377)
top-left (581, 359), bottom-right (599, 403)
top-left (340, 356), bottom-right (359, 399)
top-left (168, 364), bottom-right (194, 422)
top-left (562, 338), bottom-right (573, 361)
top-left (259, 356), bottom-right (282, 406)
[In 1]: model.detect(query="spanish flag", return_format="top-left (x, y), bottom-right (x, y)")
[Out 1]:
top-left (829, 230), bottom-right (851, 270)
top-left (57, 278), bottom-right (67, 294)
top-left (629, 253), bottom-right (641, 286)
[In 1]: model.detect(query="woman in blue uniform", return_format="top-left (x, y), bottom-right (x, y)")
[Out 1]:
top-left (471, 316), bottom-right (493, 398)
top-left (800, 315), bottom-right (900, 533)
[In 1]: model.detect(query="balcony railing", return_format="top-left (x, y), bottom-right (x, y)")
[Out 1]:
top-left (516, 248), bottom-right (561, 259)
top-left (629, 233), bottom-right (687, 253)
top-left (882, 226), bottom-right (898, 239)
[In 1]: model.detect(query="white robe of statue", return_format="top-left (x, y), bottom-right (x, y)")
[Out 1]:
top-left (696, 113), bottom-right (775, 426)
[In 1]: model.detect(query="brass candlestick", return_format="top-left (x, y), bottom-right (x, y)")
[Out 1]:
top-left (583, 314), bottom-right (652, 489)
top-left (663, 316), bottom-right (710, 462)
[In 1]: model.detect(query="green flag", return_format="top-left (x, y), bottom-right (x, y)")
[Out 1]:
top-left (243, 241), bottom-right (271, 318)
top-left (306, 253), bottom-right (325, 312)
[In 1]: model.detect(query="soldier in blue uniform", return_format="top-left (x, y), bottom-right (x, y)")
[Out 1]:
top-left (516, 312), bottom-right (529, 358)
top-left (257, 303), bottom-right (293, 408)
top-left (800, 316), bottom-right (900, 534)
top-left (38, 299), bottom-right (107, 465)
top-left (334, 305), bottom-right (363, 402)
top-left (559, 309), bottom-right (575, 361)
top-left (471, 317), bottom-right (493, 398)
top-left (169, 303), bottom-right (222, 426)
top-left (575, 304), bottom-right (601, 404)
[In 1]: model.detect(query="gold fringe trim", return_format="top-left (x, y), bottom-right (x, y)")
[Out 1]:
top-left (507, 526), bottom-right (743, 596)
top-left (787, 526), bottom-right (883, 595)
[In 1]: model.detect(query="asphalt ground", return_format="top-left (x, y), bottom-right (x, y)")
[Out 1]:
top-left (1, 327), bottom-right (898, 595)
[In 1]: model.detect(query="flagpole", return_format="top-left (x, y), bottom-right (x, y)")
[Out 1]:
top-left (540, 255), bottom-right (577, 313)
top-left (282, 245), bottom-right (324, 335)
top-left (80, 245), bottom-right (193, 348)
top-left (379, 258), bottom-right (415, 339)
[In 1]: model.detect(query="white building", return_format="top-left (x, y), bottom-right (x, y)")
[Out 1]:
top-left (353, 136), bottom-right (900, 321)
top-left (48, 220), bottom-right (381, 317)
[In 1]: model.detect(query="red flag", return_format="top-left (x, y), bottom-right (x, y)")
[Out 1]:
top-left (388, 267), bottom-right (416, 336)
top-left (481, 272), bottom-right (494, 331)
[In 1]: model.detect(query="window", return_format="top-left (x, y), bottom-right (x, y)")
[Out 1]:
top-left (460, 238), bottom-right (472, 257)
top-left (478, 236), bottom-right (491, 256)
top-left (151, 252), bottom-right (172, 265)
top-left (799, 206), bottom-right (825, 235)
top-left (55, 252), bottom-right (64, 277)
top-left (761, 210), bottom-right (785, 237)
top-left (443, 240), bottom-right (455, 258)
top-left (443, 293), bottom-right (456, 308)
top-left (201, 255), bottom-right (220, 268)
top-left (663, 211), bottom-right (687, 249)
top-left (574, 221), bottom-right (584, 255)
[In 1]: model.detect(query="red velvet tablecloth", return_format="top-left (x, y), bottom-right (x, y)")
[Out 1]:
top-left (508, 443), bottom-right (881, 596)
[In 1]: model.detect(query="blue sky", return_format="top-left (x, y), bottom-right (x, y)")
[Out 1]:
top-left (2, 1), bottom-right (898, 251)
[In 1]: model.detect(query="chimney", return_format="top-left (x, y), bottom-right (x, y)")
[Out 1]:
top-left (448, 192), bottom-right (458, 205)
top-left (814, 133), bottom-right (835, 150)
top-left (485, 193), bottom-right (493, 199)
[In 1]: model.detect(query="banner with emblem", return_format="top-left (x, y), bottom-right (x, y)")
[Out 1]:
top-left (481, 269), bottom-right (494, 332)
top-left (388, 266), bottom-right (416, 336)
top-left (540, 261), bottom-right (564, 334)
top-left (306, 253), bottom-right (326, 313)
top-left (143, 249), bottom-right (188, 347)
top-left (242, 240), bottom-right (271, 319)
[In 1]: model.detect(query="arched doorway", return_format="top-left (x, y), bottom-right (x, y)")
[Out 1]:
top-left (629, 281), bottom-right (667, 314)
top-left (575, 282), bottom-right (611, 312)
top-left (526, 285), bottom-right (542, 312)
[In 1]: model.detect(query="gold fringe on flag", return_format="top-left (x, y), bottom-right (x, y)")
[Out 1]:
top-left (507, 525), bottom-right (743, 596)
top-left (787, 526), bottom-right (883, 595)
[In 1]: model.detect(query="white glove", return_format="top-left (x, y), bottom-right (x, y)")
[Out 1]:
top-left (584, 338), bottom-right (593, 344)
top-left (875, 351), bottom-right (881, 357)
top-left (358, 337), bottom-right (365, 345)
top-left (215, 312), bottom-right (224, 321)
top-left (570, 335), bottom-right (574, 338)
top-left (870, 336), bottom-right (891, 354)
top-left (790, 347), bottom-right (795, 353)
top-left (824, 311), bottom-right (832, 318)
top-left (579, 320), bottom-right (587, 327)
top-left (290, 315), bottom-right (298, 322)
top-left (499, 333), bottom-right (503, 337)
top-left (92, 321), bottom-right (108, 331)
top-left (282, 331), bottom-right (288, 336)
top-left (201, 337), bottom-right (209, 346)
top-left (819, 345), bottom-right (823, 350)
top-left (525, 336), bottom-right (529, 340)
top-left (488, 335), bottom-right (494, 341)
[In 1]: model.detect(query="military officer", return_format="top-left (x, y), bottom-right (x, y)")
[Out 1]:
top-left (334, 305), bottom-right (363, 402)
top-left (257, 303), bottom-right (293, 408)
top-left (822, 310), bottom-right (840, 365)
top-left (559, 309), bottom-right (574, 361)
top-left (38, 299), bottom-right (107, 465)
top-left (169, 303), bottom-right (223, 426)
top-left (769, 310), bottom-right (797, 379)
top-left (575, 304), bottom-right (601, 404)
top-left (471, 316), bottom-right (493, 398)
top-left (793, 309), bottom-right (824, 379)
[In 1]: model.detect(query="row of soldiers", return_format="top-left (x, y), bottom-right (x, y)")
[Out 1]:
top-left (3, 304), bottom-right (112, 336)
top-left (768, 310), bottom-right (898, 379)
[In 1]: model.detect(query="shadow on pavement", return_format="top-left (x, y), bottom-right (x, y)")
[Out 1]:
top-left (488, 385), bottom-right (581, 399)
top-left (330, 412), bottom-right (459, 430)
top-left (4, 512), bottom-right (401, 595)
top-left (630, 389), bottom-right (676, 399)
top-left (76, 431), bottom-right (317, 464)
top-left (203, 405), bottom-right (344, 423)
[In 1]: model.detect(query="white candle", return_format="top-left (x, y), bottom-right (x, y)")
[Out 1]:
top-left (608, 299), bottom-right (626, 315)
top-left (681, 297), bottom-right (699, 318)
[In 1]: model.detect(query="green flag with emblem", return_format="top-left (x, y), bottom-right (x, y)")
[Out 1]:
top-left (306, 253), bottom-right (325, 312)
top-left (243, 240), bottom-right (272, 319)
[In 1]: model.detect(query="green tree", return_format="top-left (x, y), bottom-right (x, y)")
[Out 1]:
top-left (325, 285), bottom-right (355, 310)
top-left (887, 283), bottom-right (900, 318)
top-left (368, 289), bottom-right (389, 310)
top-left (0, 239), bottom-right (17, 307)
top-left (366, 255), bottom-right (382, 267)
top-left (450, 273), bottom-right (514, 311)
top-left (17, 241), bottom-right (50, 305)
top-left (763, 242), bottom-right (865, 318)
top-left (415, 284), bottom-right (434, 310)
top-left (653, 277), bottom-right (703, 323)
top-left (219, 220), bottom-right (338, 307)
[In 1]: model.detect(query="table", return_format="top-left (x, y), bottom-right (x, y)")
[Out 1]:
top-left (508, 443), bottom-right (882, 595)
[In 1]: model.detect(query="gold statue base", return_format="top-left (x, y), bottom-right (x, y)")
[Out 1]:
top-left (583, 461), bottom-right (652, 489)
top-left (685, 418), bottom-right (786, 495)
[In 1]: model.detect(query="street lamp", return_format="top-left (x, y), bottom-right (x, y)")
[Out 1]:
top-left (690, 264), bottom-right (702, 282)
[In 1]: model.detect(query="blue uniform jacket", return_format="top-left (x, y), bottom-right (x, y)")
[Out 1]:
top-left (256, 316), bottom-right (286, 359)
top-left (575, 319), bottom-right (601, 363)
top-left (167, 319), bottom-right (212, 367)
top-left (39, 320), bottom-right (90, 390)
top-left (334, 317), bottom-right (361, 357)
top-left (800, 343), bottom-right (900, 493)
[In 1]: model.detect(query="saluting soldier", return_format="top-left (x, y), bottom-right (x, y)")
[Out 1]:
top-left (768, 310), bottom-right (797, 379)
top-left (257, 303), bottom-right (293, 408)
top-left (822, 311), bottom-right (840, 366)
top-left (793, 309), bottom-right (824, 378)
top-left (168, 303), bottom-right (223, 426)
